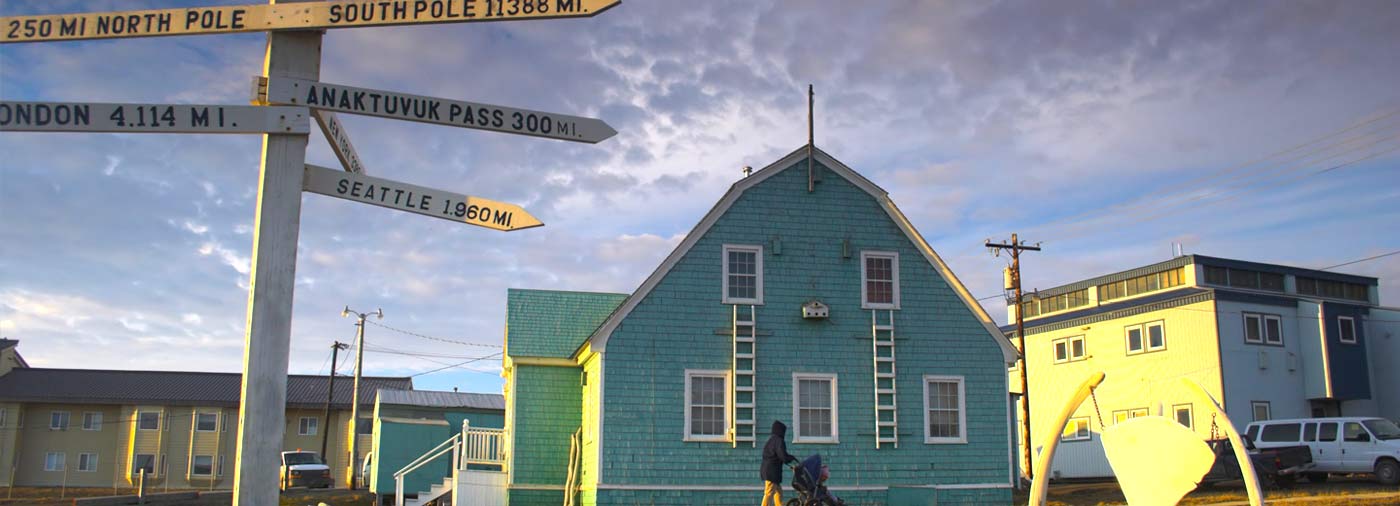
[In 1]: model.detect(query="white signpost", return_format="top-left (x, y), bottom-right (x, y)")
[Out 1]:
top-left (303, 163), bottom-right (542, 231)
top-left (0, 1), bottom-right (617, 504)
top-left (0, 101), bottom-right (309, 134)
top-left (1, 0), bottom-right (622, 43)
top-left (312, 111), bottom-right (367, 173)
top-left (259, 76), bottom-right (618, 143)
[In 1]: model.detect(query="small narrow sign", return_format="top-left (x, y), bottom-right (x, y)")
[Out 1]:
top-left (301, 163), bottom-right (543, 231)
top-left (2, 0), bottom-right (622, 43)
top-left (0, 101), bottom-right (310, 134)
top-left (313, 111), bottom-right (367, 174)
top-left (259, 76), bottom-right (616, 143)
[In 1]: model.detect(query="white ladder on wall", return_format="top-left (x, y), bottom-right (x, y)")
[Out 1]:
top-left (732, 304), bottom-right (757, 447)
top-left (873, 310), bottom-right (898, 448)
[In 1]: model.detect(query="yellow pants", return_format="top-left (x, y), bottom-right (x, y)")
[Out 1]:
top-left (761, 480), bottom-right (783, 506)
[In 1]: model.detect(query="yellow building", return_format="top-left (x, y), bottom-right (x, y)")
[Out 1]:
top-left (0, 339), bottom-right (406, 490)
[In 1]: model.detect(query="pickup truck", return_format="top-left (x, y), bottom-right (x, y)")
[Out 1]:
top-left (1198, 438), bottom-right (1314, 488)
top-left (280, 450), bottom-right (334, 491)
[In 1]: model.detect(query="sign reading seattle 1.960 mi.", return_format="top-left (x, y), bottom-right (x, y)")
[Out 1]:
top-left (0, 101), bottom-right (310, 134)
top-left (259, 76), bottom-right (617, 143)
top-left (302, 163), bottom-right (542, 231)
top-left (1, 0), bottom-right (620, 43)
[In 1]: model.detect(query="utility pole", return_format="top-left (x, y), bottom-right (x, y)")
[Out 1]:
top-left (986, 233), bottom-right (1041, 484)
top-left (319, 341), bottom-right (348, 460)
top-left (341, 306), bottom-right (381, 490)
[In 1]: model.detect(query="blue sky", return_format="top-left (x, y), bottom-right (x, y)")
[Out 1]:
top-left (2, 0), bottom-right (1398, 395)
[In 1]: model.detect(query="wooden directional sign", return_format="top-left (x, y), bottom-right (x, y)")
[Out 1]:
top-left (258, 76), bottom-right (616, 143)
top-left (302, 163), bottom-right (542, 231)
top-left (1, 0), bottom-right (621, 43)
top-left (0, 101), bottom-right (310, 134)
top-left (312, 111), bottom-right (367, 174)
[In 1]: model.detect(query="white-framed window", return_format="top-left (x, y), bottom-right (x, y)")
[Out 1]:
top-left (49, 411), bottom-right (70, 431)
top-left (1174, 404), bottom-right (1193, 429)
top-left (1125, 321), bottom-right (1166, 354)
top-left (860, 251), bottom-right (900, 309)
top-left (82, 412), bottom-right (102, 431)
top-left (923, 375), bottom-right (966, 444)
top-left (78, 453), bottom-right (98, 472)
top-left (1061, 417), bottom-right (1091, 442)
top-left (1244, 313), bottom-right (1283, 345)
top-left (722, 244), bottom-right (763, 304)
top-left (683, 370), bottom-right (731, 442)
top-left (131, 454), bottom-right (156, 477)
top-left (792, 373), bottom-right (838, 443)
top-left (297, 417), bottom-right (318, 436)
top-left (1053, 335), bottom-right (1087, 364)
top-left (137, 412), bottom-right (160, 431)
top-left (196, 413), bottom-right (218, 432)
top-left (1252, 401), bottom-right (1271, 422)
top-left (44, 452), bottom-right (65, 471)
top-left (191, 455), bottom-right (214, 476)
top-left (1112, 408), bottom-right (1149, 425)
top-left (1338, 316), bottom-right (1356, 344)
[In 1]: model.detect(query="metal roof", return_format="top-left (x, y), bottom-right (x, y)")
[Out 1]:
top-left (0, 368), bottom-right (411, 409)
top-left (376, 389), bottom-right (504, 410)
top-left (1029, 254), bottom-right (1377, 299)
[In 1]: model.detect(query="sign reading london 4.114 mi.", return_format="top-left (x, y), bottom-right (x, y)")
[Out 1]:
top-left (2, 0), bottom-right (621, 43)
top-left (0, 101), bottom-right (309, 134)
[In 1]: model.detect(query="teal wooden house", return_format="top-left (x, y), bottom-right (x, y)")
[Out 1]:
top-left (503, 147), bottom-right (1019, 506)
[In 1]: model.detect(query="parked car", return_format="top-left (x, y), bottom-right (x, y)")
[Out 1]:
top-left (1198, 438), bottom-right (1313, 488)
top-left (280, 450), bottom-right (334, 490)
top-left (1246, 417), bottom-right (1400, 486)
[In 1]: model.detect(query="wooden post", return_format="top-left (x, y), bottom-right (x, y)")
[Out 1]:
top-left (137, 469), bottom-right (146, 504)
top-left (232, 1), bottom-right (321, 504)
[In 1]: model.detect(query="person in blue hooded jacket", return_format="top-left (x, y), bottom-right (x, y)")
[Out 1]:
top-left (760, 420), bottom-right (799, 506)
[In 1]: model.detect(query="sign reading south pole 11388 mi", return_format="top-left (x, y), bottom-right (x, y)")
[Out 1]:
top-left (1, 0), bottom-right (621, 43)
top-left (302, 163), bottom-right (542, 231)
top-left (259, 76), bottom-right (616, 143)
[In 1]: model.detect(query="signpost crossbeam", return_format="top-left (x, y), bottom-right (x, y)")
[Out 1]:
top-left (302, 163), bottom-right (543, 231)
top-left (0, 101), bottom-right (309, 134)
top-left (312, 110), bottom-right (367, 174)
top-left (258, 76), bottom-right (616, 143)
top-left (2, 0), bottom-right (621, 43)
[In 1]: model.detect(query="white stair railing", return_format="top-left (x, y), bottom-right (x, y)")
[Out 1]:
top-left (461, 420), bottom-right (508, 469)
top-left (394, 432), bottom-right (460, 506)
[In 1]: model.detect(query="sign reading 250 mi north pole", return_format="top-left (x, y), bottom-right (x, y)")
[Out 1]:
top-left (1, 0), bottom-right (620, 43)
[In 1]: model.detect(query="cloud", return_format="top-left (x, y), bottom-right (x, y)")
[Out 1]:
top-left (198, 242), bottom-right (251, 275)
top-left (182, 313), bottom-right (203, 325)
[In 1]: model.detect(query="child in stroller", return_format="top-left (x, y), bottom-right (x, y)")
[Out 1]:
top-left (786, 454), bottom-right (846, 506)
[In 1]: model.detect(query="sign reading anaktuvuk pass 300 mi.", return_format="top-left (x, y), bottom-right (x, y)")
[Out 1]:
top-left (2, 0), bottom-right (620, 43)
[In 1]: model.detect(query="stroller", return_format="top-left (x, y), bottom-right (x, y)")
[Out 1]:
top-left (786, 454), bottom-right (847, 506)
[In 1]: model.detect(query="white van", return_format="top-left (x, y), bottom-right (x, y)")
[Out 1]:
top-left (1246, 417), bottom-right (1400, 486)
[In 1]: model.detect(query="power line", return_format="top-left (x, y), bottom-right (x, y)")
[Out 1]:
top-left (408, 352), bottom-right (504, 378)
top-left (361, 344), bottom-right (492, 361)
top-left (1320, 250), bottom-right (1400, 271)
top-left (365, 320), bottom-right (502, 349)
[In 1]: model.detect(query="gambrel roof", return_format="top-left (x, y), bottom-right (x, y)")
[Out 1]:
top-left (585, 145), bottom-right (1019, 363)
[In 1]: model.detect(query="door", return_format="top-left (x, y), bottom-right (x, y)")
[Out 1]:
top-left (1340, 422), bottom-right (1373, 472)
top-left (1312, 422), bottom-right (1342, 471)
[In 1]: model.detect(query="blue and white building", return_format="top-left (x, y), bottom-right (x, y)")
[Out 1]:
top-left (1006, 255), bottom-right (1400, 478)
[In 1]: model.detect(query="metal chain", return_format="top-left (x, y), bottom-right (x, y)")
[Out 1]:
top-left (1210, 412), bottom-right (1219, 441)
top-left (1090, 386), bottom-right (1106, 431)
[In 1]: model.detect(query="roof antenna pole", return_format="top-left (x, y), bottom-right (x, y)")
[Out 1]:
top-left (808, 84), bottom-right (815, 193)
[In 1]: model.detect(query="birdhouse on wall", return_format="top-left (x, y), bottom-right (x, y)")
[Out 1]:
top-left (802, 301), bottom-right (829, 319)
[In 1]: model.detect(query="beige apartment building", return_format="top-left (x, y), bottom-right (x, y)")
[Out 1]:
top-left (0, 339), bottom-right (410, 490)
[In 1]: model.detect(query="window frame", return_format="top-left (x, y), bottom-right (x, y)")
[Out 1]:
top-left (1061, 417), bottom-right (1091, 442)
top-left (1125, 325), bottom-right (1145, 355)
top-left (78, 452), bottom-right (98, 472)
top-left (682, 369), bottom-right (732, 443)
top-left (922, 375), bottom-right (967, 444)
top-left (791, 373), bottom-right (839, 444)
top-left (721, 244), bottom-right (764, 305)
top-left (1338, 316), bottom-right (1356, 344)
top-left (1052, 336), bottom-right (1087, 364)
top-left (859, 251), bottom-right (900, 310)
top-left (1251, 401), bottom-right (1271, 422)
top-left (191, 455), bottom-right (214, 476)
top-left (49, 411), bottom-right (70, 431)
top-left (1173, 404), bottom-right (1194, 429)
top-left (137, 411), bottom-right (160, 431)
top-left (44, 452), bottom-right (65, 472)
top-left (1145, 321), bottom-right (1167, 351)
top-left (297, 416), bottom-right (318, 436)
top-left (195, 412), bottom-right (218, 433)
top-left (81, 411), bottom-right (102, 431)
top-left (131, 454), bottom-right (156, 477)
top-left (1243, 313), bottom-right (1264, 344)
top-left (1112, 408), bottom-right (1150, 425)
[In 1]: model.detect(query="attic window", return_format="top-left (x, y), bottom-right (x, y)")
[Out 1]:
top-left (861, 251), bottom-right (899, 309)
top-left (722, 245), bottom-right (763, 304)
